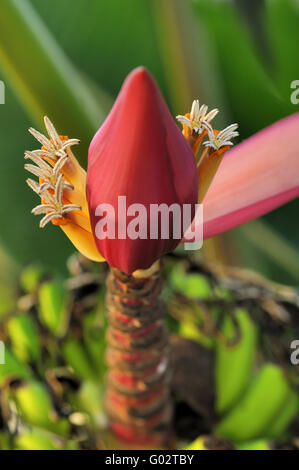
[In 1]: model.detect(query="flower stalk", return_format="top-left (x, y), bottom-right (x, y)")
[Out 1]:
top-left (105, 263), bottom-right (172, 446)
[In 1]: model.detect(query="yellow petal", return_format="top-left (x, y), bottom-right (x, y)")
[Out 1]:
top-left (62, 148), bottom-right (89, 214)
top-left (61, 221), bottom-right (104, 262)
top-left (197, 146), bottom-right (228, 203)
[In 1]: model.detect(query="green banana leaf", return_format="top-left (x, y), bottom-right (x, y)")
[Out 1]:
top-left (0, 0), bottom-right (107, 164)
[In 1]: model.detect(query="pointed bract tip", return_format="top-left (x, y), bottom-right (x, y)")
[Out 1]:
top-left (127, 66), bottom-right (150, 79)
top-left (122, 66), bottom-right (156, 90)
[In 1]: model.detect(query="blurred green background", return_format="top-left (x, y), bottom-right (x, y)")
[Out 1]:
top-left (0, 0), bottom-right (298, 284)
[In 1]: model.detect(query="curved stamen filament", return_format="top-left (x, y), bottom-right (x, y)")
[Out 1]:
top-left (25, 117), bottom-right (81, 228)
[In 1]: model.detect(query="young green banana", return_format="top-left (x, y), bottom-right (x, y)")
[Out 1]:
top-left (216, 364), bottom-right (294, 441)
top-left (215, 309), bottom-right (258, 414)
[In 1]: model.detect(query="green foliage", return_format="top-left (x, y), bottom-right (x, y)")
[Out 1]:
top-left (0, 348), bottom-right (31, 386)
top-left (193, 0), bottom-right (299, 135)
top-left (0, 0), bottom-right (107, 165)
top-left (185, 436), bottom-right (209, 450)
top-left (0, 285), bottom-right (15, 318)
top-left (170, 265), bottom-right (213, 300)
top-left (0, 257), bottom-right (108, 449)
top-left (14, 427), bottom-right (78, 450)
top-left (62, 338), bottom-right (99, 382)
top-left (69, 380), bottom-right (106, 429)
top-left (12, 380), bottom-right (70, 436)
top-left (179, 319), bottom-right (213, 348)
top-left (170, 255), bottom-right (298, 449)
top-left (30, 0), bottom-right (164, 99)
top-left (38, 280), bottom-right (69, 337)
top-left (82, 309), bottom-right (107, 379)
top-left (237, 439), bottom-right (271, 450)
top-left (7, 315), bottom-right (41, 363)
top-left (20, 264), bottom-right (49, 294)
top-left (0, 254), bottom-right (298, 450)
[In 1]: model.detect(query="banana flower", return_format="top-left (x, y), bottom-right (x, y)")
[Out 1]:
top-left (25, 67), bottom-right (299, 273)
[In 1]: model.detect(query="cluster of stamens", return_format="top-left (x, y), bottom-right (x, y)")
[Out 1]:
top-left (202, 122), bottom-right (239, 151)
top-left (25, 117), bottom-right (81, 228)
top-left (176, 99), bottom-right (239, 150)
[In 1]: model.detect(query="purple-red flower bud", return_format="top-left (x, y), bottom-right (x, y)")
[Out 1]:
top-left (87, 67), bottom-right (198, 274)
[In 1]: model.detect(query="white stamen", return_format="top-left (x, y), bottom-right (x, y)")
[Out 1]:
top-left (176, 99), bottom-right (219, 134)
top-left (30, 175), bottom-right (81, 228)
top-left (25, 152), bottom-right (72, 192)
top-left (25, 117), bottom-right (81, 228)
top-left (40, 212), bottom-right (63, 229)
top-left (29, 116), bottom-right (79, 161)
top-left (44, 116), bottom-right (62, 148)
top-left (28, 127), bottom-right (55, 152)
top-left (202, 122), bottom-right (239, 150)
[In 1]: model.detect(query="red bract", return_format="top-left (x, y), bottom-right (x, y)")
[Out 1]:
top-left (87, 67), bottom-right (198, 274)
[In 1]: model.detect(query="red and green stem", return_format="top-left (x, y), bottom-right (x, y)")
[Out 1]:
top-left (105, 265), bottom-right (172, 446)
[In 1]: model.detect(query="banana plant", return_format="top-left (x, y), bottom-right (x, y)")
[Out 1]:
top-left (0, 0), bottom-right (298, 452)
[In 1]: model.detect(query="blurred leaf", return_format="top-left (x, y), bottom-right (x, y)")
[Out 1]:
top-left (151, 0), bottom-right (229, 120)
top-left (179, 320), bottom-right (213, 348)
top-left (14, 428), bottom-right (57, 450)
top-left (0, 0), bottom-right (108, 166)
top-left (30, 0), bottom-right (165, 98)
top-left (14, 427), bottom-right (77, 450)
top-left (62, 338), bottom-right (98, 381)
top-left (82, 310), bottom-right (107, 380)
top-left (184, 436), bottom-right (209, 450)
top-left (20, 264), bottom-right (49, 294)
top-left (234, 0), bottom-right (272, 65)
top-left (7, 314), bottom-right (41, 363)
top-left (12, 380), bottom-right (70, 436)
top-left (0, 285), bottom-right (15, 318)
top-left (237, 219), bottom-right (299, 284)
top-left (0, 432), bottom-right (11, 450)
top-left (69, 380), bottom-right (106, 428)
top-left (0, 348), bottom-right (31, 385)
top-left (0, 247), bottom-right (18, 317)
top-left (265, 0), bottom-right (299, 102)
top-left (237, 439), bottom-right (271, 450)
top-left (193, 0), bottom-right (296, 135)
top-left (38, 280), bottom-right (69, 337)
top-left (170, 265), bottom-right (213, 299)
